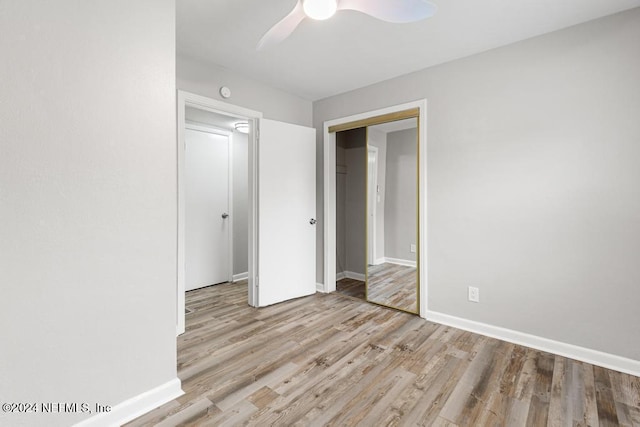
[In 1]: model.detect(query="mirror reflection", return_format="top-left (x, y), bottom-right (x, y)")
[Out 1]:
top-left (334, 116), bottom-right (419, 314)
top-left (366, 118), bottom-right (418, 313)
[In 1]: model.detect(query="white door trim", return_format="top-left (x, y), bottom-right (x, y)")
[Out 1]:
top-left (185, 122), bottom-right (230, 136)
top-left (177, 90), bottom-right (263, 335)
top-left (323, 99), bottom-right (428, 319)
top-left (184, 122), bottom-right (234, 285)
top-left (367, 145), bottom-right (378, 266)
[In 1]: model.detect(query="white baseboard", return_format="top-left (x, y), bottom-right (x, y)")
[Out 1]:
top-left (232, 272), bottom-right (248, 282)
top-left (316, 282), bottom-right (325, 293)
top-left (344, 271), bottom-right (365, 281)
top-left (374, 258), bottom-right (386, 266)
top-left (336, 271), bottom-right (366, 282)
top-left (385, 257), bottom-right (417, 268)
top-left (426, 311), bottom-right (640, 377)
top-left (73, 378), bottom-right (183, 427)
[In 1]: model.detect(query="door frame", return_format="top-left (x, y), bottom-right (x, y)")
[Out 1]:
top-left (184, 122), bottom-right (234, 287)
top-left (367, 145), bottom-right (378, 266)
top-left (177, 90), bottom-right (262, 335)
top-left (323, 99), bottom-right (428, 319)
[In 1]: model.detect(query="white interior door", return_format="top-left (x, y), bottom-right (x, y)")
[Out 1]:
top-left (257, 119), bottom-right (316, 306)
top-left (185, 127), bottom-right (230, 291)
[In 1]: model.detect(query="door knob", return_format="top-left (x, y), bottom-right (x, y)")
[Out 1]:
top-left (222, 213), bottom-right (229, 219)
top-left (309, 218), bottom-right (317, 225)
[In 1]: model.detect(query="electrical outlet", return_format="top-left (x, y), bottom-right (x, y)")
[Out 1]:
top-left (468, 286), bottom-right (480, 303)
top-left (410, 244), bottom-right (416, 253)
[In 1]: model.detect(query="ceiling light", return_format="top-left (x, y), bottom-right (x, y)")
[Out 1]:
top-left (234, 122), bottom-right (249, 134)
top-left (303, 0), bottom-right (337, 20)
top-left (258, 0), bottom-right (437, 50)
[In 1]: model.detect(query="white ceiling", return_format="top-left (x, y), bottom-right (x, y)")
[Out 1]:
top-left (177, 0), bottom-right (640, 101)
top-left (185, 106), bottom-right (239, 131)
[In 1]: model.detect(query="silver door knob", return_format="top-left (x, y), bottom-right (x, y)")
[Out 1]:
top-left (309, 218), bottom-right (317, 225)
top-left (222, 213), bottom-right (229, 219)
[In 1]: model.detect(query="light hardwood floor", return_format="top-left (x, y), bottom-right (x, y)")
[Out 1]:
top-left (367, 263), bottom-right (418, 313)
top-left (336, 277), bottom-right (366, 300)
top-left (336, 263), bottom-right (418, 313)
top-left (127, 281), bottom-right (640, 426)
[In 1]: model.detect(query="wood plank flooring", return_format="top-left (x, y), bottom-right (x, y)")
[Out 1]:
top-left (336, 277), bottom-right (366, 300)
top-left (126, 281), bottom-right (640, 427)
top-left (337, 263), bottom-right (418, 313)
top-left (367, 263), bottom-right (418, 313)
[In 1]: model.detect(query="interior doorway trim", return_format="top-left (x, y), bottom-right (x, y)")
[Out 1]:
top-left (177, 90), bottom-right (263, 335)
top-left (328, 107), bottom-right (420, 133)
top-left (322, 99), bottom-right (428, 319)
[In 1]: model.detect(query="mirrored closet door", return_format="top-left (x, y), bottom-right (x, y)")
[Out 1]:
top-left (366, 117), bottom-right (419, 314)
top-left (334, 109), bottom-right (420, 315)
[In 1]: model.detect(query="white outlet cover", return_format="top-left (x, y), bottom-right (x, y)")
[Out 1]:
top-left (468, 286), bottom-right (480, 303)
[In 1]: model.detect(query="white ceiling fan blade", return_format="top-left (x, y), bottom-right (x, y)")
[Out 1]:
top-left (257, 0), bottom-right (307, 50)
top-left (337, 0), bottom-right (437, 23)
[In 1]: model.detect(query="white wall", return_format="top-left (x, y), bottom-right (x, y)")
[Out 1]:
top-left (314, 8), bottom-right (640, 361)
top-left (368, 128), bottom-right (387, 262)
top-left (178, 55), bottom-right (313, 127)
top-left (0, 1), bottom-right (178, 426)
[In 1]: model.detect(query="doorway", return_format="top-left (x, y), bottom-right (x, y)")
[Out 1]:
top-left (177, 91), bottom-right (261, 334)
top-left (177, 90), bottom-right (318, 335)
top-left (183, 116), bottom-right (244, 292)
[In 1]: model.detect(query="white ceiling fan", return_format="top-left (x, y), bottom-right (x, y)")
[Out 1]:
top-left (257, 0), bottom-right (438, 50)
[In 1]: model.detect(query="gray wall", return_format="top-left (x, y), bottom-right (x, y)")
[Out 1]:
top-left (0, 1), bottom-right (177, 426)
top-left (314, 8), bottom-right (640, 360)
top-left (385, 128), bottom-right (418, 262)
top-left (367, 128), bottom-right (387, 262)
top-left (178, 55), bottom-right (313, 127)
top-left (337, 129), bottom-right (367, 275)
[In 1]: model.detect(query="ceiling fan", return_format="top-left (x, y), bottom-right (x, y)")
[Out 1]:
top-left (257, 0), bottom-right (438, 50)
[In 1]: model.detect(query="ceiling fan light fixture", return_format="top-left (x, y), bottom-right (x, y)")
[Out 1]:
top-left (257, 0), bottom-right (437, 50)
top-left (303, 0), bottom-right (337, 20)
top-left (234, 122), bottom-right (249, 134)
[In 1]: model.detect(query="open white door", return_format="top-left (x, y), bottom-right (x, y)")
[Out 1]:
top-left (256, 119), bottom-right (316, 306)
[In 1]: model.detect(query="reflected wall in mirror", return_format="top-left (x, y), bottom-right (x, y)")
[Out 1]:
top-left (335, 128), bottom-right (367, 300)
top-left (366, 117), bottom-right (419, 313)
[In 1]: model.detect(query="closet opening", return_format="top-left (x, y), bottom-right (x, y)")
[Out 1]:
top-left (323, 100), bottom-right (427, 318)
